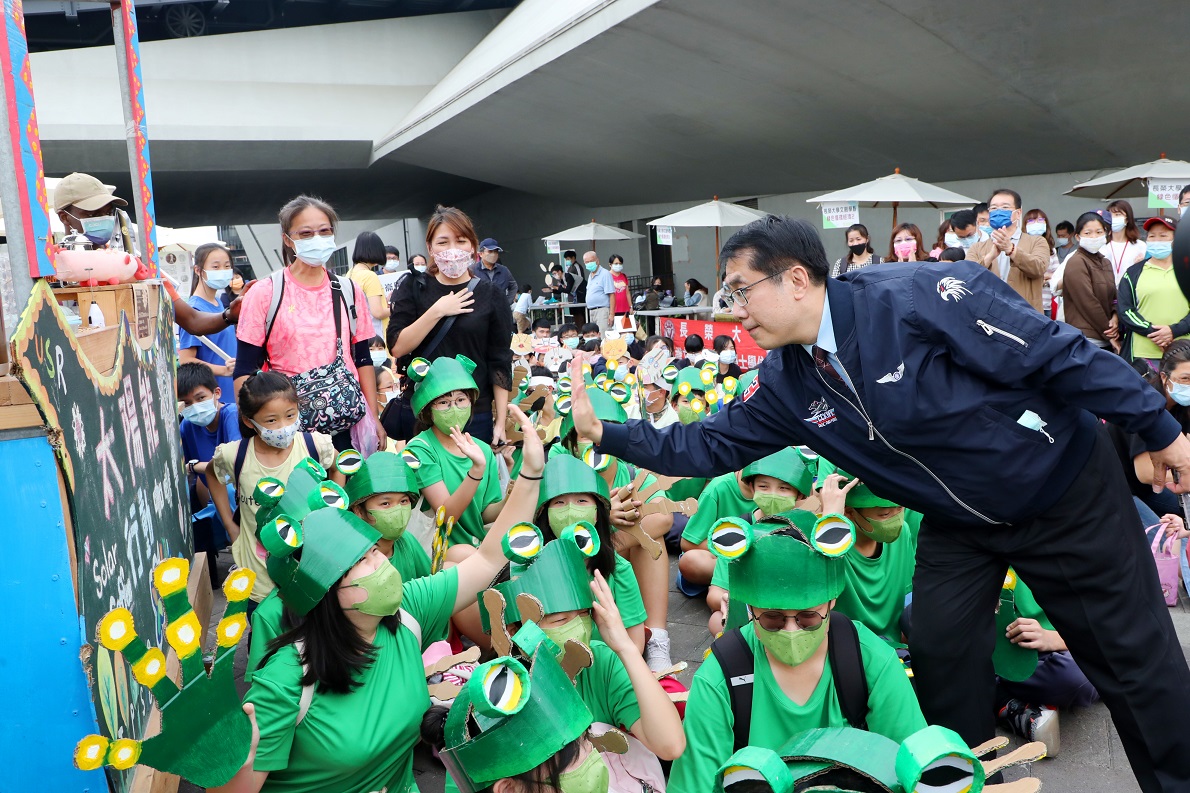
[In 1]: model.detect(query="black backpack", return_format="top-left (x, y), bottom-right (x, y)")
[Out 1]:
top-left (710, 611), bottom-right (869, 752)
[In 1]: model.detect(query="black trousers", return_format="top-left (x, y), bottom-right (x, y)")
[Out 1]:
top-left (910, 427), bottom-right (1190, 793)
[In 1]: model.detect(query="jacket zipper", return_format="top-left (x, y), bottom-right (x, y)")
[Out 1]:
top-left (976, 319), bottom-right (1027, 347)
top-left (817, 360), bottom-right (1002, 525)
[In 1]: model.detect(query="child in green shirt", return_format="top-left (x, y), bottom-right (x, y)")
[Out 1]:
top-left (671, 505), bottom-right (926, 793)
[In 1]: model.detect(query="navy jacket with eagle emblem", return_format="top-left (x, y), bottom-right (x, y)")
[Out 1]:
top-left (598, 260), bottom-right (1179, 526)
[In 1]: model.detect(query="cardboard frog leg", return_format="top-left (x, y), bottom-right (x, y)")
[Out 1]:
top-left (992, 571), bottom-right (1038, 682)
top-left (73, 560), bottom-right (256, 789)
top-left (515, 592), bottom-right (546, 626)
top-left (589, 725), bottom-right (631, 756)
top-left (484, 589), bottom-right (514, 659)
top-left (979, 742), bottom-right (1048, 777)
top-left (426, 646), bottom-right (483, 702)
top-left (983, 780), bottom-right (1042, 793)
top-left (652, 661), bottom-right (688, 680)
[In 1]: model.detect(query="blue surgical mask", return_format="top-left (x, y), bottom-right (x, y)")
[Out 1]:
top-left (291, 234), bottom-right (337, 266)
top-left (181, 398), bottom-right (218, 427)
top-left (1171, 382), bottom-right (1190, 407)
top-left (370, 350), bottom-right (389, 367)
top-left (1148, 242), bottom-right (1173, 260)
top-left (720, 350), bottom-right (737, 365)
top-left (958, 234), bottom-right (977, 250)
top-left (203, 269), bottom-right (234, 290)
top-left (989, 209), bottom-right (1015, 230)
top-left (1056, 236), bottom-right (1070, 246)
top-left (384, 260), bottom-right (400, 272)
top-left (979, 224), bottom-right (994, 236)
top-left (80, 214), bottom-right (117, 246)
top-left (413, 264), bottom-right (428, 273)
top-left (1111, 216), bottom-right (1126, 233)
top-left (585, 261), bottom-right (598, 272)
top-left (563, 336), bottom-right (580, 349)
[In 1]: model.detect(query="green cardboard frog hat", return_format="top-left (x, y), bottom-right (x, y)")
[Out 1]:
top-left (741, 446), bottom-right (816, 498)
top-left (439, 647), bottom-right (599, 793)
top-left (479, 522), bottom-right (600, 636)
top-left (259, 507), bottom-right (382, 617)
top-left (341, 449), bottom-right (420, 506)
top-left (815, 459), bottom-right (899, 509)
top-left (993, 569), bottom-right (1039, 683)
top-left (535, 453), bottom-right (612, 520)
top-left (252, 457), bottom-right (350, 532)
top-left (73, 560), bottom-right (257, 788)
top-left (409, 354), bottom-right (480, 415)
top-left (674, 364), bottom-right (717, 421)
top-left (708, 509), bottom-right (855, 611)
top-left (714, 724), bottom-right (1045, 793)
top-left (556, 373), bottom-right (629, 442)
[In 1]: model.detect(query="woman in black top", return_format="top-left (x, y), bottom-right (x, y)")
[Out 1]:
top-left (385, 206), bottom-right (513, 444)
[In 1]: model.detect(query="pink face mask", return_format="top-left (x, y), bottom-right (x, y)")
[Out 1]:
top-left (433, 248), bottom-right (474, 278)
top-left (894, 240), bottom-right (917, 259)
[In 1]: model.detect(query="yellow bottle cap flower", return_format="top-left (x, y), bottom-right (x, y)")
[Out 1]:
top-left (165, 611), bottom-right (203, 658)
top-left (107, 739), bottom-right (142, 770)
top-left (153, 558), bottom-right (190, 598)
top-left (223, 568), bottom-right (256, 603)
top-left (97, 608), bottom-right (138, 652)
top-left (131, 647), bottom-right (168, 688)
top-left (73, 735), bottom-right (109, 770)
top-left (216, 613), bottom-right (249, 648)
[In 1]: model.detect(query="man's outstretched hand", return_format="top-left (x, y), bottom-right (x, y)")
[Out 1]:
top-left (1150, 433), bottom-right (1190, 494)
top-left (568, 357), bottom-right (604, 445)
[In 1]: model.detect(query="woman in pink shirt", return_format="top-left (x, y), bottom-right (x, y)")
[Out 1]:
top-left (233, 195), bottom-right (383, 452)
top-left (610, 254), bottom-right (631, 318)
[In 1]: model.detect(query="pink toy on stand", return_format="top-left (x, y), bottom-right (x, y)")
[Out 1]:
top-left (51, 246), bottom-right (146, 287)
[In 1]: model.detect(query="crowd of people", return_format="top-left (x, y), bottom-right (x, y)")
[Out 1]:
top-left (81, 170), bottom-right (1190, 792)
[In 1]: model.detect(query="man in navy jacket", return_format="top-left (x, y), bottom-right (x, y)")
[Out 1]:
top-left (569, 216), bottom-right (1190, 793)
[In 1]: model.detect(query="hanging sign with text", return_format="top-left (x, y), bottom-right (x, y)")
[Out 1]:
top-left (656, 225), bottom-right (674, 246)
top-left (821, 201), bottom-right (859, 229)
top-left (1149, 180), bottom-right (1188, 209)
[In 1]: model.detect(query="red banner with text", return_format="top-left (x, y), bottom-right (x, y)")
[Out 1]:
top-left (659, 317), bottom-right (765, 370)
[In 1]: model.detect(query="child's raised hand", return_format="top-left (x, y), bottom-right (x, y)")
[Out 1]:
top-left (509, 405), bottom-right (544, 476)
top-left (449, 426), bottom-right (487, 469)
top-left (591, 570), bottom-right (631, 655)
top-left (818, 472), bottom-right (859, 516)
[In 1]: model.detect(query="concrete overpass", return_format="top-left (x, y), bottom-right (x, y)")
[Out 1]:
top-left (23, 0), bottom-right (1188, 278)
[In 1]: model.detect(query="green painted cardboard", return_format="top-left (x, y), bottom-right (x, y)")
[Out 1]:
top-left (895, 725), bottom-right (983, 793)
top-left (741, 447), bottom-right (815, 496)
top-left (815, 459), bottom-right (900, 509)
top-left (992, 573), bottom-right (1039, 682)
top-left (344, 450), bottom-right (420, 506)
top-left (536, 453), bottom-right (611, 511)
top-left (480, 530), bottom-right (596, 633)
top-left (409, 354), bottom-right (479, 414)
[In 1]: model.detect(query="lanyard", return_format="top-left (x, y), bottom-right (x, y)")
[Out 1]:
top-left (1107, 241), bottom-right (1127, 275)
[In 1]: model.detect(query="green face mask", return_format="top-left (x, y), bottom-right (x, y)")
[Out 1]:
top-left (548, 503), bottom-right (598, 536)
top-left (347, 561), bottom-right (404, 616)
top-left (432, 405), bottom-right (470, 435)
top-left (557, 745), bottom-right (611, 793)
top-left (755, 614), bottom-right (829, 667)
top-left (542, 613), bottom-right (594, 650)
top-left (856, 512), bottom-right (904, 543)
top-left (367, 503), bottom-right (412, 540)
top-left (753, 492), bottom-right (799, 517)
top-left (677, 405), bottom-right (702, 425)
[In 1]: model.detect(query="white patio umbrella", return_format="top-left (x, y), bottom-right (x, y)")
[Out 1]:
top-left (542, 219), bottom-right (643, 251)
top-left (806, 168), bottom-right (978, 227)
top-left (648, 196), bottom-right (768, 284)
top-left (1066, 155), bottom-right (1190, 207)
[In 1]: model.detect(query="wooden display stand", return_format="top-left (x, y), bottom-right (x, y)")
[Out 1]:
top-left (51, 282), bottom-right (160, 350)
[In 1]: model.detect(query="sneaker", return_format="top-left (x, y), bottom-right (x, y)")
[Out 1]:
top-left (644, 628), bottom-right (673, 673)
top-left (998, 699), bottom-right (1060, 758)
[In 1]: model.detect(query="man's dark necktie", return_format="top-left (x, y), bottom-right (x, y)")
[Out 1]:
top-left (813, 345), bottom-right (845, 384)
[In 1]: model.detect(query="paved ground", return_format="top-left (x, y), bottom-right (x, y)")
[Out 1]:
top-left (187, 549), bottom-right (1190, 792)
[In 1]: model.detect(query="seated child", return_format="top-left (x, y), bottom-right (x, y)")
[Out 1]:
top-left (670, 507), bottom-right (925, 793)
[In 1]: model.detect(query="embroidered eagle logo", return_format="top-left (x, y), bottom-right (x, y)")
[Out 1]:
top-left (937, 277), bottom-right (971, 302)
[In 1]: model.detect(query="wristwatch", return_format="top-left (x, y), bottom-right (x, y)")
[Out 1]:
top-left (186, 459), bottom-right (198, 476)
top-left (221, 307), bottom-right (236, 326)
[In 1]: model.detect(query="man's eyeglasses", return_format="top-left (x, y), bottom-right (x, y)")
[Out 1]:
top-left (751, 607), bottom-right (829, 632)
top-left (288, 227), bottom-right (335, 241)
top-left (723, 269), bottom-right (788, 308)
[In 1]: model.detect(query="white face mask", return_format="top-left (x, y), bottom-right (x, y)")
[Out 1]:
top-left (370, 350), bottom-right (388, 367)
top-left (611, 263), bottom-right (624, 273)
top-left (1110, 216), bottom-right (1127, 233)
top-left (1056, 236), bottom-right (1070, 246)
top-left (1025, 220), bottom-right (1046, 236)
top-left (203, 269), bottom-right (234, 290)
top-left (413, 263), bottom-right (428, 273)
top-left (384, 260), bottom-right (400, 272)
top-left (944, 232), bottom-right (960, 248)
top-left (1079, 236), bottom-right (1107, 254)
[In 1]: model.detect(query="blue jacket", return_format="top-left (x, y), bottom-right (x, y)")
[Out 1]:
top-left (471, 261), bottom-right (518, 303)
top-left (599, 261), bottom-right (1180, 526)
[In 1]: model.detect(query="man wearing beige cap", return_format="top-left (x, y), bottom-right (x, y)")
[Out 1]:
top-left (53, 171), bottom-right (248, 334)
top-left (54, 172), bottom-right (135, 253)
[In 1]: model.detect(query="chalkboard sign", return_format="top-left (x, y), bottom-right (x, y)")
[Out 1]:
top-left (11, 280), bottom-right (190, 792)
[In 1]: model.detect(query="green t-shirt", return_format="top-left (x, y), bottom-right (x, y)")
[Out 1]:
top-left (835, 513), bottom-right (920, 643)
top-left (247, 568), bottom-right (459, 793)
top-left (682, 472), bottom-right (755, 545)
top-left (577, 640), bottom-right (642, 730)
top-left (245, 536), bottom-right (437, 684)
top-left (609, 553), bottom-right (647, 630)
top-left (406, 429), bottom-right (502, 548)
top-left (669, 621), bottom-right (925, 793)
top-left (666, 476), bottom-right (708, 503)
top-left (1131, 261), bottom-right (1190, 359)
